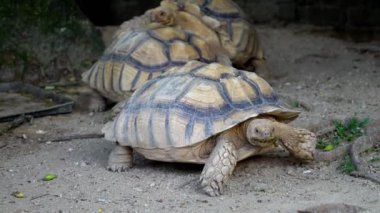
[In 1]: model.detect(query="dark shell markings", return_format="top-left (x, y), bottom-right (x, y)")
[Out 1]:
top-left (108, 61), bottom-right (299, 149)
top-left (82, 27), bottom-right (218, 101)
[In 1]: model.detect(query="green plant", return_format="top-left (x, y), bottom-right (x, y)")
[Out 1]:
top-left (290, 100), bottom-right (300, 108)
top-left (0, 0), bottom-right (85, 43)
top-left (0, 0), bottom-right (104, 84)
top-left (369, 156), bottom-right (380, 163)
top-left (338, 155), bottom-right (355, 174)
top-left (316, 115), bottom-right (369, 151)
top-left (334, 116), bottom-right (369, 142)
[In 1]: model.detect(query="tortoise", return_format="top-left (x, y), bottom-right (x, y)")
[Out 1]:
top-left (81, 26), bottom-right (220, 111)
top-left (149, 0), bottom-right (265, 72)
top-left (102, 60), bottom-right (316, 196)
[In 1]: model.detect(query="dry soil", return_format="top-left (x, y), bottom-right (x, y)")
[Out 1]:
top-left (0, 24), bottom-right (379, 213)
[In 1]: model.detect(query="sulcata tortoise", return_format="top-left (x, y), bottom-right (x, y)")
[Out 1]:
top-left (150, 0), bottom-right (265, 72)
top-left (81, 26), bottom-right (220, 111)
top-left (103, 60), bottom-right (316, 196)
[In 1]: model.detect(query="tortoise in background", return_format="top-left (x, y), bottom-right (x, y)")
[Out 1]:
top-left (103, 60), bottom-right (316, 196)
top-left (81, 26), bottom-right (219, 111)
top-left (150, 0), bottom-right (265, 72)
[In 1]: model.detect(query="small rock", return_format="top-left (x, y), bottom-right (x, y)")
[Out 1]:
top-left (97, 198), bottom-right (110, 204)
top-left (133, 187), bottom-right (143, 192)
top-left (36, 130), bottom-right (46, 134)
top-left (80, 162), bottom-right (87, 167)
top-left (286, 167), bottom-right (295, 176)
top-left (303, 170), bottom-right (312, 174)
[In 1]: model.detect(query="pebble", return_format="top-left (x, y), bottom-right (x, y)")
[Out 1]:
top-left (36, 130), bottom-right (46, 134)
top-left (97, 198), bottom-right (111, 204)
top-left (134, 187), bottom-right (143, 192)
top-left (303, 170), bottom-right (312, 174)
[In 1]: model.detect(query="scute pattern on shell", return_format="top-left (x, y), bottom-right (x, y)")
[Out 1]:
top-left (195, 0), bottom-right (246, 19)
top-left (196, 0), bottom-right (264, 65)
top-left (82, 27), bottom-right (217, 102)
top-left (105, 61), bottom-right (299, 149)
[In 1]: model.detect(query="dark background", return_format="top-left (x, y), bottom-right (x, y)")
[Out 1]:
top-left (76, 0), bottom-right (380, 40)
top-left (0, 0), bottom-right (379, 84)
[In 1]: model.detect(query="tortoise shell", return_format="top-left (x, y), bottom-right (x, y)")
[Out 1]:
top-left (82, 26), bottom-right (218, 102)
top-left (104, 60), bottom-right (299, 149)
top-left (200, 0), bottom-right (264, 66)
top-left (154, 0), bottom-right (264, 68)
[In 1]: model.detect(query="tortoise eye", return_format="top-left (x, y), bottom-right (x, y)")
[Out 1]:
top-left (255, 128), bottom-right (259, 133)
top-left (159, 11), bottom-right (166, 17)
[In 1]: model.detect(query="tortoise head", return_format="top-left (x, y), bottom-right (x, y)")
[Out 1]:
top-left (150, 1), bottom-right (178, 25)
top-left (245, 119), bottom-right (276, 147)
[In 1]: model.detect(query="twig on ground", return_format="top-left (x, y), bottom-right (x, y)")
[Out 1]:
top-left (30, 193), bottom-right (50, 201)
top-left (0, 114), bottom-right (33, 136)
top-left (349, 121), bottom-right (380, 184)
top-left (47, 133), bottom-right (104, 142)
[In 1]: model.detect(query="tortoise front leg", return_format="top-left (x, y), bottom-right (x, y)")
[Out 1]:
top-left (273, 123), bottom-right (316, 161)
top-left (251, 58), bottom-right (269, 78)
top-left (200, 133), bottom-right (238, 196)
top-left (107, 143), bottom-right (133, 172)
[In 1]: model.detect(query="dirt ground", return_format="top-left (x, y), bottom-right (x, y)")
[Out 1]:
top-left (0, 24), bottom-right (379, 212)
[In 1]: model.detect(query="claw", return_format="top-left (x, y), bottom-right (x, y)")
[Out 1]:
top-left (107, 164), bottom-right (130, 172)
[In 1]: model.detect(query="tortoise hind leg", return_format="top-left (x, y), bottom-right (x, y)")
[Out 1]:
top-left (107, 143), bottom-right (133, 172)
top-left (200, 133), bottom-right (238, 196)
top-left (76, 89), bottom-right (107, 112)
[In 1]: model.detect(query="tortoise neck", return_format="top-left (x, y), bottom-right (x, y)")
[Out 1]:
top-left (217, 124), bottom-right (247, 150)
top-left (176, 11), bottom-right (221, 47)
